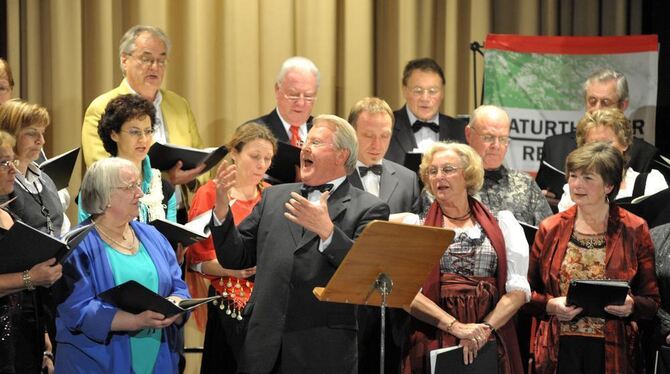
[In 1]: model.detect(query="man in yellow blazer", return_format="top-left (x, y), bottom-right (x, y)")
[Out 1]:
top-left (81, 25), bottom-right (205, 187)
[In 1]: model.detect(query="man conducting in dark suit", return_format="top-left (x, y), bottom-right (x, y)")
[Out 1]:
top-left (211, 114), bottom-right (390, 374)
top-left (385, 58), bottom-right (466, 165)
top-left (245, 56), bottom-right (319, 147)
top-left (536, 68), bottom-right (658, 204)
top-left (347, 97), bottom-right (420, 373)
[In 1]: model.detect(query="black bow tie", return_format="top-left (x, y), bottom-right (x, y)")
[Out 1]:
top-left (412, 120), bottom-right (440, 133)
top-left (484, 168), bottom-right (503, 183)
top-left (300, 183), bottom-right (334, 198)
top-left (359, 165), bottom-right (383, 177)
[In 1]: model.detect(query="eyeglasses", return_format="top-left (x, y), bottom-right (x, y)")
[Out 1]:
top-left (114, 182), bottom-right (142, 192)
top-left (586, 96), bottom-right (619, 108)
top-left (427, 165), bottom-right (462, 177)
top-left (282, 92), bottom-right (317, 103)
top-left (302, 138), bottom-right (334, 149)
top-left (120, 128), bottom-right (155, 138)
top-left (410, 87), bottom-right (441, 97)
top-left (469, 126), bottom-right (510, 145)
top-left (0, 159), bottom-right (19, 171)
top-left (133, 54), bottom-right (168, 68)
top-left (280, 87), bottom-right (317, 103)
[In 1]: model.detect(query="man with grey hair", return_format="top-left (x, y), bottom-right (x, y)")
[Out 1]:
top-left (246, 56), bottom-right (319, 146)
top-left (81, 25), bottom-right (204, 187)
top-left (211, 114), bottom-right (389, 373)
top-left (536, 68), bottom-right (659, 205)
top-left (466, 105), bottom-right (552, 225)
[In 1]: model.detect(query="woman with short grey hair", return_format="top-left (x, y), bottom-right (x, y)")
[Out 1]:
top-left (55, 157), bottom-right (189, 373)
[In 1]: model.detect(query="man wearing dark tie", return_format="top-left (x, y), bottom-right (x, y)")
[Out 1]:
top-left (245, 56), bottom-right (319, 147)
top-left (211, 114), bottom-right (390, 373)
top-left (385, 58), bottom-right (467, 165)
top-left (347, 97), bottom-right (419, 373)
top-left (349, 97), bottom-right (420, 215)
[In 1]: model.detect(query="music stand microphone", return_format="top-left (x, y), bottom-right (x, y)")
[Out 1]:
top-left (470, 41), bottom-right (484, 108)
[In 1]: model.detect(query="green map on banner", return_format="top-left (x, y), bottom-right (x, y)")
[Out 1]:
top-left (482, 44), bottom-right (658, 172)
top-left (484, 50), bottom-right (652, 111)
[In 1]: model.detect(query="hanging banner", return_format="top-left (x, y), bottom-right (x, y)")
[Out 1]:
top-left (482, 34), bottom-right (659, 173)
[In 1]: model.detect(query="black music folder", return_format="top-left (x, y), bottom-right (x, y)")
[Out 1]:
top-left (98, 280), bottom-right (220, 317)
top-left (149, 217), bottom-right (209, 247)
top-left (265, 141), bottom-right (301, 184)
top-left (535, 160), bottom-right (566, 198)
top-left (566, 279), bottom-right (629, 319)
top-left (654, 345), bottom-right (670, 374)
top-left (148, 143), bottom-right (227, 174)
top-left (39, 147), bottom-right (80, 190)
top-left (653, 154), bottom-right (670, 185)
top-left (403, 152), bottom-right (422, 174)
top-left (0, 222), bottom-right (94, 273)
top-left (616, 188), bottom-right (670, 228)
top-left (430, 340), bottom-right (497, 374)
top-left (519, 221), bottom-right (538, 246)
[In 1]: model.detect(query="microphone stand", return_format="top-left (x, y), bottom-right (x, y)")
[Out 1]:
top-left (470, 41), bottom-right (485, 109)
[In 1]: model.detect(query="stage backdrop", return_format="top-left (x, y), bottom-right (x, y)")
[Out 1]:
top-left (482, 34), bottom-right (659, 174)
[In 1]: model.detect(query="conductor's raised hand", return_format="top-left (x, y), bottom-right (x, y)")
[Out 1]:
top-left (284, 191), bottom-right (334, 240)
top-left (213, 160), bottom-right (237, 220)
top-left (168, 160), bottom-right (206, 185)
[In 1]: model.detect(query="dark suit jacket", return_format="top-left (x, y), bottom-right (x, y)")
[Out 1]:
top-left (212, 180), bottom-right (390, 374)
top-left (385, 105), bottom-right (467, 165)
top-left (245, 108), bottom-right (313, 143)
top-left (349, 159), bottom-right (420, 214)
top-left (536, 131), bottom-right (659, 197)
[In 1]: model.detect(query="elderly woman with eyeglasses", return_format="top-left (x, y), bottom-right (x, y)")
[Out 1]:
top-left (55, 157), bottom-right (189, 373)
top-left (399, 142), bottom-right (529, 374)
top-left (557, 108), bottom-right (667, 211)
top-left (0, 130), bottom-right (62, 374)
top-left (78, 94), bottom-right (176, 223)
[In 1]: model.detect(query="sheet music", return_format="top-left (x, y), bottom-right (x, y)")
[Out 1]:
top-left (185, 209), bottom-right (212, 236)
top-left (430, 345), bottom-right (461, 374)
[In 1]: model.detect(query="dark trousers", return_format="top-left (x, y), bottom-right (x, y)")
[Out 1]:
top-left (200, 286), bottom-right (246, 374)
top-left (557, 335), bottom-right (605, 374)
top-left (357, 305), bottom-right (402, 374)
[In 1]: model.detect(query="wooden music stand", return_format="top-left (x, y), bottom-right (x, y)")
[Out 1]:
top-left (313, 220), bottom-right (454, 374)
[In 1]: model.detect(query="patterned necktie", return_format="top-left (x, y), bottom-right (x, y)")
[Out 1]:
top-left (289, 125), bottom-right (302, 147)
top-left (359, 164), bottom-right (383, 177)
top-left (300, 183), bottom-right (334, 198)
top-left (412, 120), bottom-right (440, 133)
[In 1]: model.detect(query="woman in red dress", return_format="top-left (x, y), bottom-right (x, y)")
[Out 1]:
top-left (527, 142), bottom-right (659, 374)
top-left (185, 122), bottom-right (276, 373)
